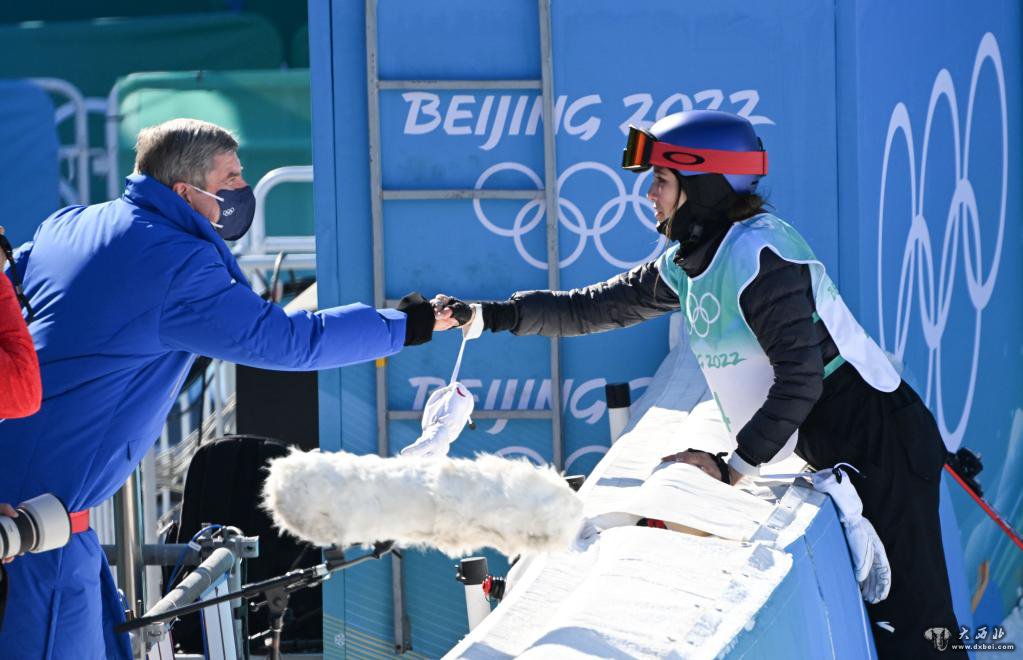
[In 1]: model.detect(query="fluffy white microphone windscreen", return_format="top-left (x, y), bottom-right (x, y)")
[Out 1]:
top-left (262, 450), bottom-right (584, 557)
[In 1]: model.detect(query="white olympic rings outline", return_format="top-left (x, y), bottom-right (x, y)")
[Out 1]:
top-left (497, 445), bottom-right (609, 472)
top-left (564, 445), bottom-right (608, 471)
top-left (686, 291), bottom-right (721, 338)
top-left (473, 161), bottom-right (667, 270)
top-left (495, 445), bottom-right (547, 465)
top-left (877, 32), bottom-right (1007, 449)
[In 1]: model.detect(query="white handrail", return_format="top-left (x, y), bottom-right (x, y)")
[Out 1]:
top-left (30, 78), bottom-right (90, 204)
top-left (105, 84), bottom-right (121, 201)
top-left (246, 164), bottom-right (315, 255)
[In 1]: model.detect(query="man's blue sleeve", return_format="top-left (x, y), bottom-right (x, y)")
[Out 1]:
top-left (160, 245), bottom-right (406, 370)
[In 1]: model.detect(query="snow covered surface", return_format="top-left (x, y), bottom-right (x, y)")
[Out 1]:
top-left (445, 337), bottom-right (865, 659)
top-left (583, 400), bottom-right (778, 542)
top-left (452, 528), bottom-right (792, 659)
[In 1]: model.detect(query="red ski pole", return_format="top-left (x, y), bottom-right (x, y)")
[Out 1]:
top-left (943, 462), bottom-right (1023, 552)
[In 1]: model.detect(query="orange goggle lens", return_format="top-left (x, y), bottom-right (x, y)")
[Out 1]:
top-left (621, 125), bottom-right (655, 171)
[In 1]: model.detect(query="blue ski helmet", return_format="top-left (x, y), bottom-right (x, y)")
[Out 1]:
top-left (622, 110), bottom-right (767, 194)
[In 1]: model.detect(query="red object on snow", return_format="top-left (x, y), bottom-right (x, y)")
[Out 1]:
top-left (0, 274), bottom-right (41, 418)
top-left (944, 464), bottom-right (1023, 552)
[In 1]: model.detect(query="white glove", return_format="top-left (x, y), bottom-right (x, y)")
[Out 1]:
top-left (461, 303), bottom-right (484, 340)
top-left (573, 517), bottom-right (601, 550)
top-left (400, 382), bottom-right (475, 458)
top-left (810, 464), bottom-right (891, 603)
top-left (858, 518), bottom-right (891, 604)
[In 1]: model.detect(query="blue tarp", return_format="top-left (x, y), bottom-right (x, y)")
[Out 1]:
top-left (0, 81), bottom-right (59, 246)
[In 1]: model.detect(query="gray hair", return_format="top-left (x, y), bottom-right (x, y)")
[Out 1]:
top-left (133, 118), bottom-right (238, 189)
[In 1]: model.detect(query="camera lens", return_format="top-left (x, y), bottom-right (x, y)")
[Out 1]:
top-left (0, 494), bottom-right (71, 560)
top-left (0, 516), bottom-right (23, 558)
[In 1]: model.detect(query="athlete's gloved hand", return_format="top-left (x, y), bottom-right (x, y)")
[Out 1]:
top-left (431, 294), bottom-right (473, 325)
top-left (431, 294), bottom-right (485, 339)
top-left (432, 294), bottom-right (521, 335)
top-left (810, 464), bottom-right (891, 603)
top-left (858, 518), bottom-right (891, 604)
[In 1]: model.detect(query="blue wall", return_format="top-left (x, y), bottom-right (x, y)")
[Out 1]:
top-left (311, 1), bottom-right (1022, 656)
top-left (0, 81), bottom-right (60, 247)
top-left (836, 0), bottom-right (1022, 633)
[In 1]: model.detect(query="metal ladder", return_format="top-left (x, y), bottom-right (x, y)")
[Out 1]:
top-left (364, 0), bottom-right (562, 652)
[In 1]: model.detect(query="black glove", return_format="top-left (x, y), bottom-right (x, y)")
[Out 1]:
top-left (431, 294), bottom-right (474, 326)
top-left (395, 291), bottom-right (434, 346)
top-left (431, 295), bottom-right (519, 334)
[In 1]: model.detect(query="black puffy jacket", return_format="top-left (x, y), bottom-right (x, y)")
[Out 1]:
top-left (482, 224), bottom-right (841, 467)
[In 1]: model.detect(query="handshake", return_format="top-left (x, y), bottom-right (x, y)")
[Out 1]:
top-left (430, 294), bottom-right (477, 332)
top-left (402, 292), bottom-right (517, 342)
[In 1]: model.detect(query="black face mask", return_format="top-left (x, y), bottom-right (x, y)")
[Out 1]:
top-left (191, 185), bottom-right (257, 241)
top-left (660, 173), bottom-right (738, 253)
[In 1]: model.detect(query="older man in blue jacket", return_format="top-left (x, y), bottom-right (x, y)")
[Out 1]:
top-left (0, 118), bottom-right (448, 658)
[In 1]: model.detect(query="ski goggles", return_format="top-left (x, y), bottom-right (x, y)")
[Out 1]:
top-left (621, 125), bottom-right (769, 176)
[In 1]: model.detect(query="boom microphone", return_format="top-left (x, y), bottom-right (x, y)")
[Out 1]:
top-left (262, 450), bottom-right (584, 557)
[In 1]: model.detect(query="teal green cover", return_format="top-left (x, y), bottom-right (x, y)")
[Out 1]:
top-left (0, 13), bottom-right (282, 97)
top-left (114, 69), bottom-right (312, 240)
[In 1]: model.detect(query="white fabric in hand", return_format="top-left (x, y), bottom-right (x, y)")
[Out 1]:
top-left (461, 303), bottom-right (484, 340)
top-left (810, 465), bottom-right (891, 604)
top-left (400, 382), bottom-right (475, 458)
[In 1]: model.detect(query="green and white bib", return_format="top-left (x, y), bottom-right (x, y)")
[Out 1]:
top-left (656, 213), bottom-right (899, 456)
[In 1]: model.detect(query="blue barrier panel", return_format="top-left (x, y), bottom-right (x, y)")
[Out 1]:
top-left (321, 0), bottom-right (839, 483)
top-left (728, 501), bottom-right (878, 659)
top-left (314, 0), bottom-right (840, 655)
top-left (837, 0), bottom-right (1022, 647)
top-left (313, 0), bottom-right (1021, 656)
top-left (0, 81), bottom-right (59, 246)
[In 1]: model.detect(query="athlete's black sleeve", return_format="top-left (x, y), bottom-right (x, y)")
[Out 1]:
top-left (734, 249), bottom-right (825, 466)
top-left (481, 261), bottom-right (681, 337)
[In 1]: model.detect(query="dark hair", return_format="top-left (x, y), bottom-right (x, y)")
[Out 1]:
top-left (660, 191), bottom-right (770, 240)
top-left (727, 192), bottom-right (771, 221)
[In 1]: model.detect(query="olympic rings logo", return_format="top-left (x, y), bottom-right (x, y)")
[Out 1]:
top-left (495, 445), bottom-right (609, 472)
top-left (473, 161), bottom-right (666, 270)
top-left (877, 32), bottom-right (1007, 449)
top-left (686, 291), bottom-right (721, 338)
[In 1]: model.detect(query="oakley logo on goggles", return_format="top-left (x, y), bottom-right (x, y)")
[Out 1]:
top-left (621, 125), bottom-right (768, 176)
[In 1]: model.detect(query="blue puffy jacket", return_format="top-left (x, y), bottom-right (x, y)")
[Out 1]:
top-left (0, 174), bottom-right (407, 659)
